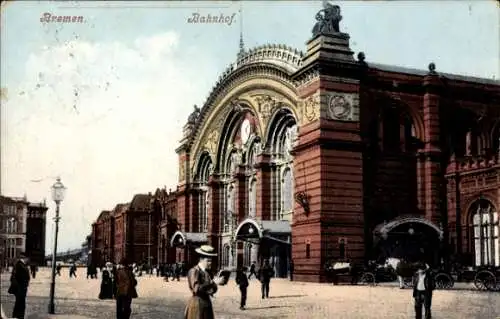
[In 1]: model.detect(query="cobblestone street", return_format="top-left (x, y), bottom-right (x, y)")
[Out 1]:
top-left (1, 268), bottom-right (500, 319)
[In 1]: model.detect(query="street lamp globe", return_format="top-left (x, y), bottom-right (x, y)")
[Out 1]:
top-left (408, 227), bottom-right (415, 235)
top-left (51, 177), bottom-right (66, 203)
top-left (248, 226), bottom-right (254, 234)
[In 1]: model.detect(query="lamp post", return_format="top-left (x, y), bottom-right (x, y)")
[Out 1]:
top-left (48, 177), bottom-right (66, 314)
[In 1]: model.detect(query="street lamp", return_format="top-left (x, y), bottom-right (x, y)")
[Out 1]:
top-left (48, 177), bottom-right (66, 314)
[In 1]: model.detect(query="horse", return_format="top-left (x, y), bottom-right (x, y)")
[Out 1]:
top-left (384, 257), bottom-right (424, 288)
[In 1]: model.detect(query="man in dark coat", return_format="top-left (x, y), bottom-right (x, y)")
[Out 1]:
top-left (9, 254), bottom-right (31, 319)
top-left (258, 259), bottom-right (274, 299)
top-left (412, 263), bottom-right (435, 319)
top-left (289, 260), bottom-right (294, 281)
top-left (235, 266), bottom-right (249, 310)
top-left (248, 261), bottom-right (257, 279)
top-left (115, 258), bottom-right (138, 319)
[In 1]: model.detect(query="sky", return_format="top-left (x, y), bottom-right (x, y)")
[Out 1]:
top-left (1, 0), bottom-right (498, 254)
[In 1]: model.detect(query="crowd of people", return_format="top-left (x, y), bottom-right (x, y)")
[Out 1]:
top-left (4, 250), bottom-right (436, 319)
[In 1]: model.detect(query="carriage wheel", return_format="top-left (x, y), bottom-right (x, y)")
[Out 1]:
top-left (435, 273), bottom-right (454, 289)
top-left (359, 272), bottom-right (376, 286)
top-left (474, 270), bottom-right (496, 291)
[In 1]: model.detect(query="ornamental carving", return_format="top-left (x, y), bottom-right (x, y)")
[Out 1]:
top-left (326, 92), bottom-right (359, 122)
top-left (204, 130), bottom-right (219, 157)
top-left (299, 93), bottom-right (320, 125)
top-left (254, 95), bottom-right (283, 128)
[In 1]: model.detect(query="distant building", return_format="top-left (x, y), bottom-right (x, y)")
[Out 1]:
top-left (26, 201), bottom-right (48, 265)
top-left (0, 195), bottom-right (47, 267)
top-left (91, 189), bottom-right (179, 266)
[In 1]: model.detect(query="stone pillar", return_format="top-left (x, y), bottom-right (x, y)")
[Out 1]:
top-left (235, 166), bottom-right (247, 222)
top-left (208, 175), bottom-right (223, 270)
top-left (255, 153), bottom-right (272, 221)
top-left (291, 30), bottom-right (365, 282)
top-left (422, 64), bottom-right (443, 225)
top-left (234, 166), bottom-right (247, 265)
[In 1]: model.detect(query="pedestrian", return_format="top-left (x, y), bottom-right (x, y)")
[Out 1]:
top-left (56, 263), bottom-right (62, 276)
top-left (115, 258), bottom-right (138, 319)
top-left (258, 259), bottom-right (274, 299)
top-left (174, 263), bottom-right (181, 281)
top-left (29, 263), bottom-right (38, 279)
top-left (69, 263), bottom-right (77, 278)
top-left (412, 262), bottom-right (435, 319)
top-left (248, 261), bottom-right (257, 279)
top-left (8, 253), bottom-right (30, 319)
top-left (289, 259), bottom-right (294, 281)
top-left (235, 266), bottom-right (249, 310)
top-left (99, 262), bottom-right (115, 300)
top-left (184, 245), bottom-right (225, 319)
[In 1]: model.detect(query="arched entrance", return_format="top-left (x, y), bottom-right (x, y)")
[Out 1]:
top-left (234, 218), bottom-right (291, 278)
top-left (373, 216), bottom-right (444, 266)
top-left (170, 231), bottom-right (207, 268)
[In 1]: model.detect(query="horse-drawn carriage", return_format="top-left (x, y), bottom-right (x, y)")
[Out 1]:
top-left (385, 258), bottom-right (454, 289)
top-left (324, 260), bottom-right (377, 285)
top-left (449, 265), bottom-right (500, 292)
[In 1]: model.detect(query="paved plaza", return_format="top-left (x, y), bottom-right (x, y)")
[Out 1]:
top-left (1, 268), bottom-right (500, 319)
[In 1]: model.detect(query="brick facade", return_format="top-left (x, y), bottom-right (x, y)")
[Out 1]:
top-left (170, 6), bottom-right (499, 282)
top-left (88, 5), bottom-right (500, 280)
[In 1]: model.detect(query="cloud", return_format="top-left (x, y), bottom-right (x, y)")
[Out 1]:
top-left (1, 31), bottom-right (218, 253)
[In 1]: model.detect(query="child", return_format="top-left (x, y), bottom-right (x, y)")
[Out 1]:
top-left (235, 266), bottom-right (249, 310)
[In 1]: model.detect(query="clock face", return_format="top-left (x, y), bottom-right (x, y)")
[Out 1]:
top-left (240, 119), bottom-right (251, 144)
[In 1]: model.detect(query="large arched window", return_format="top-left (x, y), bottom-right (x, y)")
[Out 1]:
top-left (246, 141), bottom-right (258, 218)
top-left (196, 154), bottom-right (212, 233)
top-left (470, 199), bottom-right (499, 266)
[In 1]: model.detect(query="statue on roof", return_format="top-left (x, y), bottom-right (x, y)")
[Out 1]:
top-left (187, 104), bottom-right (201, 124)
top-left (312, 1), bottom-right (342, 37)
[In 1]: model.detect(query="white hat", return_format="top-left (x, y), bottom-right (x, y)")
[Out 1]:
top-left (195, 245), bottom-right (217, 257)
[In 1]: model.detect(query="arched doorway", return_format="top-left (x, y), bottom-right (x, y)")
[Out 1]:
top-left (467, 198), bottom-right (499, 267)
top-left (374, 216), bottom-right (444, 266)
top-left (234, 218), bottom-right (291, 277)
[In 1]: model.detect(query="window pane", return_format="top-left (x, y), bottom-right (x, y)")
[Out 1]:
top-left (495, 237), bottom-right (499, 267)
top-left (495, 225), bottom-right (499, 237)
top-left (473, 213), bottom-right (480, 224)
top-left (494, 212), bottom-right (499, 224)
top-left (475, 237), bottom-right (481, 266)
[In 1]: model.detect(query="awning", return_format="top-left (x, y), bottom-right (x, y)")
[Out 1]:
top-left (235, 218), bottom-right (291, 245)
top-left (373, 215), bottom-right (443, 241)
top-left (170, 231), bottom-right (207, 248)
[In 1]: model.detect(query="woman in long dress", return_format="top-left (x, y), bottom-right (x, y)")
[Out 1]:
top-left (184, 245), bottom-right (225, 319)
top-left (99, 262), bottom-right (114, 299)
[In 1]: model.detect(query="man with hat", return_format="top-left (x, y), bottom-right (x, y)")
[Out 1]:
top-left (8, 253), bottom-right (30, 319)
top-left (184, 245), bottom-right (225, 319)
top-left (412, 262), bottom-right (435, 319)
